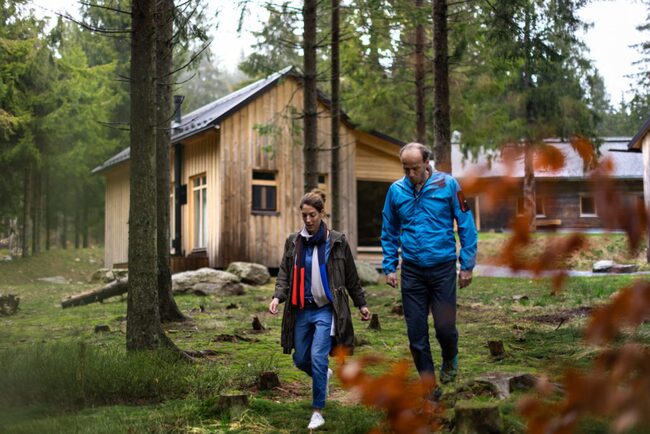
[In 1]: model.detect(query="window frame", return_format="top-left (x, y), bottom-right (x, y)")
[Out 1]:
top-left (579, 194), bottom-right (597, 217)
top-left (516, 196), bottom-right (546, 217)
top-left (190, 173), bottom-right (207, 250)
top-left (252, 170), bottom-right (279, 214)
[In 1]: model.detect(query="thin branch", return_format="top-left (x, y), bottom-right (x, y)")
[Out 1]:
top-left (56, 12), bottom-right (131, 35)
top-left (163, 42), bottom-right (213, 79)
top-left (79, 1), bottom-right (131, 15)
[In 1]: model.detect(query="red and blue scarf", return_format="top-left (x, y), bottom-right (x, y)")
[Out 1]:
top-left (291, 222), bottom-right (333, 308)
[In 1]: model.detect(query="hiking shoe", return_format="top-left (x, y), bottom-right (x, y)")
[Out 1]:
top-left (440, 355), bottom-right (458, 384)
top-left (308, 411), bottom-right (325, 430)
top-left (326, 368), bottom-right (333, 396)
top-left (429, 386), bottom-right (443, 402)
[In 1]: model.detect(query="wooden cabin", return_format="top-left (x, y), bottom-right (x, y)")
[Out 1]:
top-left (452, 137), bottom-right (644, 231)
top-left (628, 118), bottom-right (650, 213)
top-left (93, 67), bottom-right (404, 270)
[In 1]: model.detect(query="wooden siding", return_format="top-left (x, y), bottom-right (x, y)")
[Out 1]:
top-left (476, 179), bottom-right (644, 231)
top-left (216, 77), bottom-right (358, 268)
top-left (356, 142), bottom-right (403, 182)
top-left (101, 76), bottom-right (400, 269)
top-left (104, 163), bottom-right (130, 268)
top-left (175, 129), bottom-right (220, 266)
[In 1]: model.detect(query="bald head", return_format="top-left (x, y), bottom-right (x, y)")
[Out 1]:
top-left (400, 142), bottom-right (431, 188)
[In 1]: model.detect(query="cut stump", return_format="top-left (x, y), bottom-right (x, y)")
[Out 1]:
top-left (259, 371), bottom-right (281, 390)
top-left (368, 314), bottom-right (381, 330)
top-left (454, 400), bottom-right (502, 434)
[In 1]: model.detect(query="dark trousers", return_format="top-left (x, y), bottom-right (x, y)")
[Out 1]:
top-left (400, 259), bottom-right (458, 375)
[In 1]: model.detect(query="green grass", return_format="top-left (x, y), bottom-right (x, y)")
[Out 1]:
top-left (1, 246), bottom-right (650, 433)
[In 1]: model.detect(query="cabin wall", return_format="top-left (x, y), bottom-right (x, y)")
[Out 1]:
top-left (217, 78), bottom-right (358, 268)
top-left (103, 163), bottom-right (130, 268)
top-left (475, 179), bottom-right (644, 231)
top-left (174, 130), bottom-right (220, 266)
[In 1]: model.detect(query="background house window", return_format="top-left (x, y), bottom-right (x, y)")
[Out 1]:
top-left (192, 175), bottom-right (207, 248)
top-left (580, 195), bottom-right (597, 217)
top-left (516, 196), bottom-right (545, 217)
top-left (252, 171), bottom-right (277, 212)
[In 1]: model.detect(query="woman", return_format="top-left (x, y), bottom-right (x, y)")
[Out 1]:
top-left (269, 189), bottom-right (371, 430)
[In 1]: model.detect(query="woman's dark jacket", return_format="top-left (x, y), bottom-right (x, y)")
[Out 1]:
top-left (272, 230), bottom-right (367, 354)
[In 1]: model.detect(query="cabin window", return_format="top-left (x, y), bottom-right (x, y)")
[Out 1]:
top-left (252, 171), bottom-right (277, 212)
top-left (580, 195), bottom-right (597, 217)
top-left (516, 196), bottom-right (545, 217)
top-left (191, 174), bottom-right (207, 248)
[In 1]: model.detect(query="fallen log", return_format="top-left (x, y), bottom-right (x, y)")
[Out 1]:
top-left (61, 278), bottom-right (128, 309)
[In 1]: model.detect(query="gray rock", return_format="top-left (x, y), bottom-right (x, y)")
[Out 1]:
top-left (611, 264), bottom-right (639, 274)
top-left (355, 261), bottom-right (380, 286)
top-left (226, 262), bottom-right (270, 285)
top-left (37, 276), bottom-right (70, 284)
top-left (593, 260), bottom-right (614, 272)
top-left (172, 268), bottom-right (244, 296)
top-left (89, 268), bottom-right (114, 284)
top-left (2, 255), bottom-right (12, 262)
top-left (113, 269), bottom-right (128, 279)
top-left (508, 373), bottom-right (538, 393)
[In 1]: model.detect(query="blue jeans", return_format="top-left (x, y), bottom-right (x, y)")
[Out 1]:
top-left (293, 304), bottom-right (333, 409)
top-left (400, 260), bottom-right (458, 376)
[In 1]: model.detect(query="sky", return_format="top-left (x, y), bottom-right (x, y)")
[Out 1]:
top-left (30, 0), bottom-right (648, 104)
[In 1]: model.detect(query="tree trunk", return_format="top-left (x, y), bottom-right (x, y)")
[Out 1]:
top-left (433, 0), bottom-right (451, 173)
top-left (83, 188), bottom-right (89, 248)
top-left (74, 187), bottom-right (81, 249)
top-left (45, 165), bottom-right (51, 250)
top-left (31, 166), bottom-right (40, 255)
top-left (60, 209), bottom-right (67, 249)
top-left (21, 167), bottom-right (31, 257)
top-left (303, 0), bottom-right (319, 192)
top-left (330, 0), bottom-right (341, 229)
top-left (127, 0), bottom-right (167, 351)
top-left (522, 5), bottom-right (537, 231)
top-left (156, 0), bottom-right (186, 323)
top-left (415, 0), bottom-right (426, 144)
top-left (61, 278), bottom-right (129, 308)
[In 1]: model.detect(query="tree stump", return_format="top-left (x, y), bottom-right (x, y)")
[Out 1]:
top-left (390, 304), bottom-right (403, 315)
top-left (259, 371), bottom-right (281, 390)
top-left (508, 373), bottom-right (538, 393)
top-left (487, 340), bottom-right (505, 360)
top-left (211, 393), bottom-right (249, 419)
top-left (0, 294), bottom-right (20, 316)
top-left (94, 325), bottom-right (111, 333)
top-left (454, 400), bottom-right (502, 434)
top-left (252, 316), bottom-right (265, 331)
top-left (368, 314), bottom-right (381, 330)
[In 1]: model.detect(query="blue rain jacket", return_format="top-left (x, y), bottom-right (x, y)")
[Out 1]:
top-left (381, 171), bottom-right (478, 274)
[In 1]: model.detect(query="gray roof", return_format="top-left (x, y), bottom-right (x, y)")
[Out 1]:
top-left (452, 137), bottom-right (642, 180)
top-left (92, 66), bottom-right (293, 174)
top-left (628, 117), bottom-right (650, 151)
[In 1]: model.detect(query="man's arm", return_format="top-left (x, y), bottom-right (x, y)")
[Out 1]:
top-left (451, 178), bottom-right (477, 287)
top-left (381, 187), bottom-right (400, 286)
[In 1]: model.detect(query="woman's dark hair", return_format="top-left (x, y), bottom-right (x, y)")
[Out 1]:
top-left (300, 189), bottom-right (326, 213)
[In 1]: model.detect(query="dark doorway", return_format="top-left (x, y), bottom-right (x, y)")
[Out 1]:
top-left (357, 181), bottom-right (392, 246)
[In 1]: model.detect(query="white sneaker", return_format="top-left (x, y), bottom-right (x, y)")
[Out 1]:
top-left (326, 368), bottom-right (333, 396)
top-left (308, 411), bottom-right (325, 430)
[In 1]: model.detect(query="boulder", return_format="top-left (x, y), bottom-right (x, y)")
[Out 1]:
top-left (355, 261), bottom-right (380, 286)
top-left (113, 268), bottom-right (128, 279)
top-left (508, 373), bottom-right (538, 393)
top-left (611, 264), bottom-right (639, 274)
top-left (592, 260), bottom-right (614, 272)
top-left (226, 262), bottom-right (270, 285)
top-left (172, 268), bottom-right (244, 296)
top-left (89, 268), bottom-right (113, 284)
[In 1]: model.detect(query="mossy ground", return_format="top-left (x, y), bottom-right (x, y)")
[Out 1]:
top-left (1, 243), bottom-right (649, 433)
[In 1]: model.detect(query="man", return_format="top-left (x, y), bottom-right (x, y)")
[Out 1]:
top-left (381, 142), bottom-right (477, 386)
